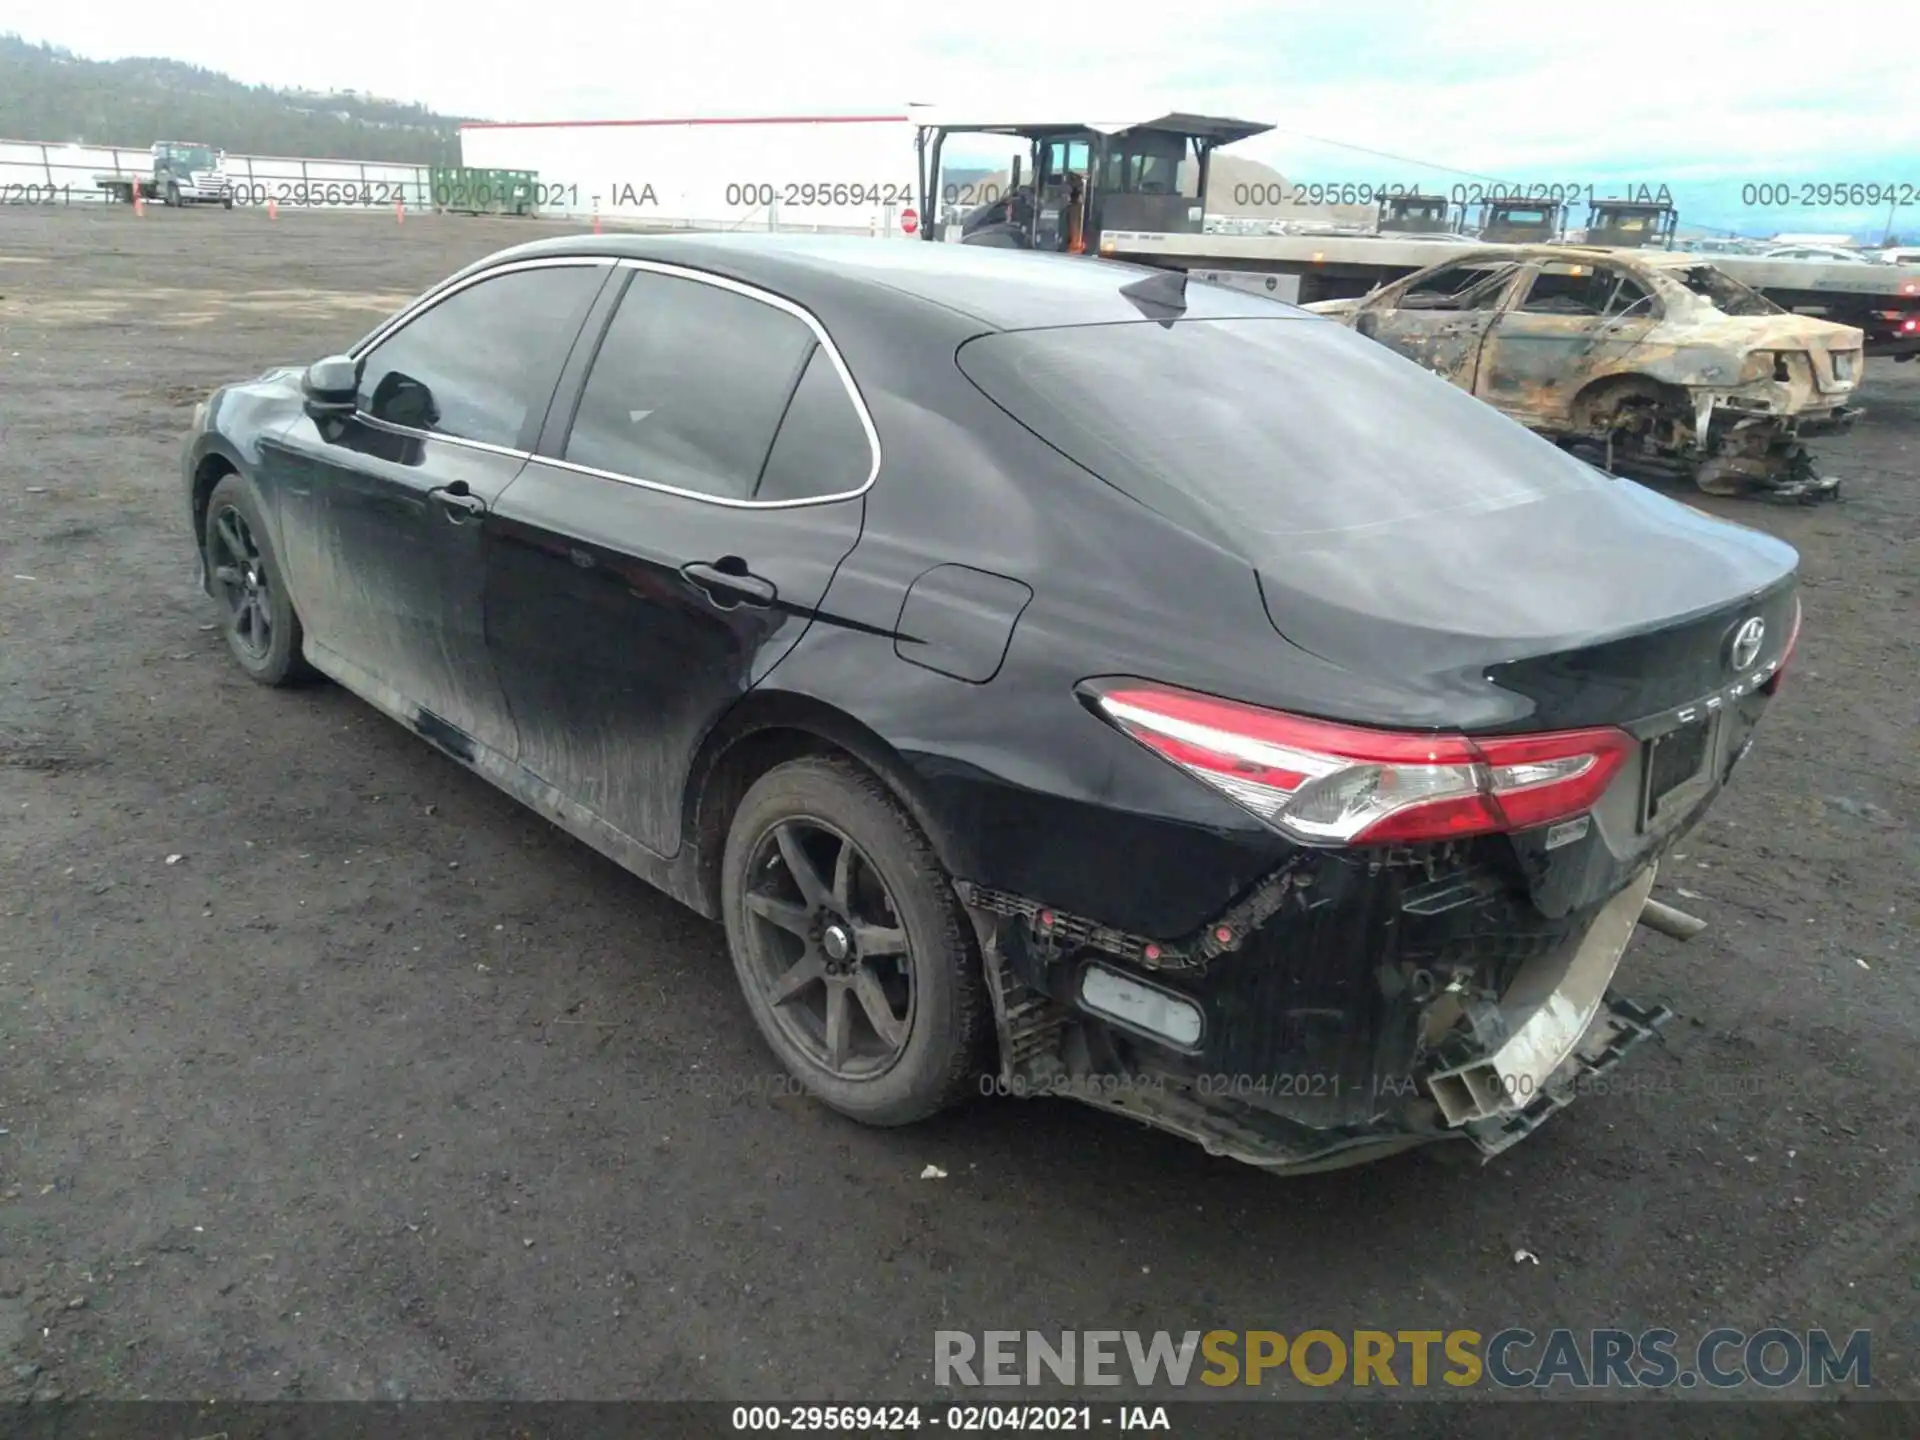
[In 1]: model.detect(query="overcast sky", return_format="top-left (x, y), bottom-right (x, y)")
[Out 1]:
top-left (11, 0), bottom-right (1911, 197)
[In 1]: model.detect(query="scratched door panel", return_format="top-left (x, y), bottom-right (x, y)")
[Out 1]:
top-left (485, 468), bottom-right (862, 857)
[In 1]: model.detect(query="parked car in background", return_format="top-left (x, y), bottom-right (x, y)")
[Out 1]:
top-left (1762, 244), bottom-right (1883, 264)
top-left (1307, 245), bottom-right (1862, 500)
top-left (182, 234), bottom-right (1801, 1176)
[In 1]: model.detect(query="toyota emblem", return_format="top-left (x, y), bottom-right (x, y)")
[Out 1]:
top-left (1729, 616), bottom-right (1766, 671)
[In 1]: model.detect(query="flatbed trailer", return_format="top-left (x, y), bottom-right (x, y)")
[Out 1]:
top-left (1100, 230), bottom-right (1920, 358)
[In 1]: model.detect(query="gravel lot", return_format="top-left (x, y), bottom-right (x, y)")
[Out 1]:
top-left (1, 205), bottom-right (1916, 1433)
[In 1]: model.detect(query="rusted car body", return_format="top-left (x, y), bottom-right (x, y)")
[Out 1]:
top-left (1305, 246), bottom-right (1864, 500)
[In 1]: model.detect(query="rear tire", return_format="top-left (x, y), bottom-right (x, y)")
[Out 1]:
top-left (721, 755), bottom-right (990, 1127)
top-left (203, 474), bottom-right (314, 687)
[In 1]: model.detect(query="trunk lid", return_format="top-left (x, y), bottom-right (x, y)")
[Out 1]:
top-left (1253, 478), bottom-right (1798, 732)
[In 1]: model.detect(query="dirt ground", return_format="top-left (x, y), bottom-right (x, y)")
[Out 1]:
top-left (0, 205), bottom-right (1916, 1431)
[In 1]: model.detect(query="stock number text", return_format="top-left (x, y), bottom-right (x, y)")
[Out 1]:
top-left (731, 1405), bottom-right (925, 1431)
top-left (725, 181), bottom-right (916, 209)
top-left (1742, 181), bottom-right (1918, 208)
top-left (231, 180), bottom-right (413, 208)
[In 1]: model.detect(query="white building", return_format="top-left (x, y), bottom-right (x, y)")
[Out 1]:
top-left (459, 112), bottom-right (927, 235)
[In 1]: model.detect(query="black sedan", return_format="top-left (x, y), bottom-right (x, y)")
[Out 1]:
top-left (183, 232), bottom-right (1801, 1173)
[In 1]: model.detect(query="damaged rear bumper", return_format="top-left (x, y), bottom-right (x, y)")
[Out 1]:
top-left (959, 858), bottom-right (1686, 1174)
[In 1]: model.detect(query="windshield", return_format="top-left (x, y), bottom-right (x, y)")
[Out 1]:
top-left (1680, 265), bottom-right (1782, 316)
top-left (956, 317), bottom-right (1610, 544)
top-left (170, 146), bottom-right (217, 169)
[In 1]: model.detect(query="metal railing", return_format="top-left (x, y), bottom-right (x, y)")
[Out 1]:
top-left (0, 137), bottom-right (432, 209)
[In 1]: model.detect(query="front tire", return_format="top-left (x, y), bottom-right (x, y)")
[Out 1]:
top-left (166, 181), bottom-right (181, 208)
top-left (203, 474), bottom-right (313, 686)
top-left (721, 756), bottom-right (990, 1127)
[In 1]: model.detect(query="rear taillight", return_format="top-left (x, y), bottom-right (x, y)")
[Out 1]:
top-left (1767, 596), bottom-right (1803, 690)
top-left (1087, 682), bottom-right (1633, 847)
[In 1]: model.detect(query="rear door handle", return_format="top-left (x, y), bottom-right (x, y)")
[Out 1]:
top-left (681, 560), bottom-right (776, 609)
top-left (428, 483), bottom-right (486, 521)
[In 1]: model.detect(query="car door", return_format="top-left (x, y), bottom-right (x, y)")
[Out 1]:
top-left (1475, 259), bottom-right (1663, 428)
top-left (258, 257), bottom-right (614, 762)
top-left (482, 261), bottom-right (873, 857)
top-left (1353, 260), bottom-right (1526, 391)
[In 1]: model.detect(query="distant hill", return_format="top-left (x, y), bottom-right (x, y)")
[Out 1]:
top-left (0, 32), bottom-right (478, 162)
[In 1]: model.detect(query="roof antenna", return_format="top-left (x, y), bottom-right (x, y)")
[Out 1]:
top-left (1119, 268), bottom-right (1188, 325)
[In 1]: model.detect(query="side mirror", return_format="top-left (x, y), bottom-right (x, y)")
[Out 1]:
top-left (303, 355), bottom-right (359, 420)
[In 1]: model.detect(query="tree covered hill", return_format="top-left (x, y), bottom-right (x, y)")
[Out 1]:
top-left (0, 33), bottom-right (478, 161)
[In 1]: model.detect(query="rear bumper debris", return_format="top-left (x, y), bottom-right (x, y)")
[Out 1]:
top-left (1424, 867), bottom-right (1665, 1139)
top-left (1458, 991), bottom-right (1673, 1158)
top-left (961, 855), bottom-right (1692, 1175)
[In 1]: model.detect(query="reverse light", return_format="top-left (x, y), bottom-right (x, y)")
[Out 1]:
top-left (1088, 682), bottom-right (1633, 848)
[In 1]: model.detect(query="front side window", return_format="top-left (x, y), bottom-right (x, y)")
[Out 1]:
top-left (564, 271), bottom-right (820, 501)
top-left (355, 263), bottom-right (606, 449)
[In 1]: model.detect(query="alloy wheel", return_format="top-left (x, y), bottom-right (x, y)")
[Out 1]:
top-left (741, 817), bottom-right (916, 1080)
top-left (209, 504), bottom-right (274, 663)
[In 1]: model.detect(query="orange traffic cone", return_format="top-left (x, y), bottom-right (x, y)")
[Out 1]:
top-left (267, 197), bottom-right (278, 221)
top-left (132, 180), bottom-right (144, 216)
top-left (396, 196), bottom-right (404, 225)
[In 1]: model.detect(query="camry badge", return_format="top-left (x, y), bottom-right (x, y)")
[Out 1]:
top-left (1729, 616), bottom-right (1766, 671)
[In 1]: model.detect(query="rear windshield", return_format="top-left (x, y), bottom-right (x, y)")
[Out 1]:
top-left (956, 317), bottom-right (1610, 542)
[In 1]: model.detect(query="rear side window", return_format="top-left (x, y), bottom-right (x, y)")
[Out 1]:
top-left (754, 345), bottom-right (874, 502)
top-left (565, 270), bottom-right (818, 501)
top-left (957, 317), bottom-right (1610, 543)
top-left (356, 264), bottom-right (606, 449)
top-left (1679, 265), bottom-right (1781, 317)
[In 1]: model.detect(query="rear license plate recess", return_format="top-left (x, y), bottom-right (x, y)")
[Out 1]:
top-left (1643, 717), bottom-right (1712, 824)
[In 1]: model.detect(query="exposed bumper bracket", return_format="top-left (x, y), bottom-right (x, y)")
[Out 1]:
top-left (1460, 992), bottom-right (1674, 1158)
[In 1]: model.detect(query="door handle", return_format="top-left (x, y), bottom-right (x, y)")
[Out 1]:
top-left (681, 560), bottom-right (776, 609)
top-left (428, 483), bottom-right (486, 521)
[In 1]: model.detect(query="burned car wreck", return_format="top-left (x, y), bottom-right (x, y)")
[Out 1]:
top-left (185, 234), bottom-right (1801, 1178)
top-left (1306, 246), bottom-right (1863, 502)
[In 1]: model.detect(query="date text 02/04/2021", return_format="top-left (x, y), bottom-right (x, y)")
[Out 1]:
top-left (982, 1067), bottom-right (1814, 1105)
top-left (730, 1405), bottom-right (1166, 1432)
top-left (1, 183), bottom-right (73, 205)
